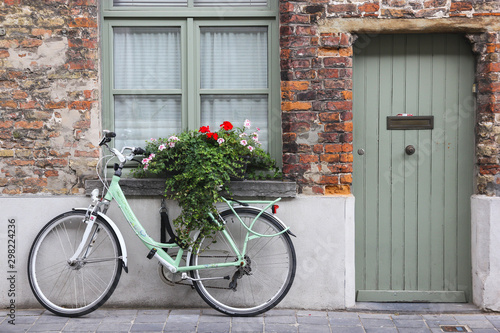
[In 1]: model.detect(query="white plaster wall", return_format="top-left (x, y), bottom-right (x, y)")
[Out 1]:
top-left (471, 195), bottom-right (500, 311)
top-left (0, 195), bottom-right (355, 311)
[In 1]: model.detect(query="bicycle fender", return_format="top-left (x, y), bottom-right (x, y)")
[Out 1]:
top-left (239, 206), bottom-right (297, 237)
top-left (73, 208), bottom-right (129, 273)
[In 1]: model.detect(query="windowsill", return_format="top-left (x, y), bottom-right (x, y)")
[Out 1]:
top-left (84, 178), bottom-right (297, 198)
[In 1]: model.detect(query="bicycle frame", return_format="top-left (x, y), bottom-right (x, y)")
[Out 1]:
top-left (83, 174), bottom-right (288, 275)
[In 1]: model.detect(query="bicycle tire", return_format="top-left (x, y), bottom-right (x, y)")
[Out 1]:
top-left (190, 207), bottom-right (296, 316)
top-left (28, 211), bottom-right (122, 317)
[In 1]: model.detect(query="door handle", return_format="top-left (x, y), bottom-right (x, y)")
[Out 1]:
top-left (405, 145), bottom-right (415, 155)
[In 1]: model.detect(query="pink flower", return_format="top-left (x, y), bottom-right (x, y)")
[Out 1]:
top-left (142, 158), bottom-right (149, 165)
top-left (158, 144), bottom-right (166, 151)
top-left (149, 153), bottom-right (155, 159)
top-left (247, 145), bottom-right (254, 152)
top-left (169, 141), bottom-right (176, 148)
top-left (217, 138), bottom-right (225, 145)
top-left (169, 135), bottom-right (179, 141)
top-left (240, 140), bottom-right (247, 146)
top-left (150, 138), bottom-right (156, 142)
top-left (244, 119), bottom-right (251, 129)
top-left (143, 164), bottom-right (148, 170)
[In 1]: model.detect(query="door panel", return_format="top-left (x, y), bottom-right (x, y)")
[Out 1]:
top-left (353, 34), bottom-right (475, 302)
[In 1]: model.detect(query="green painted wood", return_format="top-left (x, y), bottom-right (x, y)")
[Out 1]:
top-left (357, 290), bottom-right (466, 303)
top-left (364, 38), bottom-right (380, 291)
top-left (377, 35), bottom-right (393, 292)
top-left (353, 34), bottom-right (474, 302)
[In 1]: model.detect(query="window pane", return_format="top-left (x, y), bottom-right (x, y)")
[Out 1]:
top-left (114, 27), bottom-right (181, 89)
top-left (114, 95), bottom-right (181, 148)
top-left (201, 95), bottom-right (268, 150)
top-left (194, 0), bottom-right (267, 6)
top-left (200, 27), bottom-right (267, 89)
top-left (114, 0), bottom-right (187, 7)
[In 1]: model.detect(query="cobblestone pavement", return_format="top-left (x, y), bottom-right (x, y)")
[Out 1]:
top-left (2, 308), bottom-right (500, 333)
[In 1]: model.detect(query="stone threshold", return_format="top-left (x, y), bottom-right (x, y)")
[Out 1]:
top-left (85, 178), bottom-right (297, 198)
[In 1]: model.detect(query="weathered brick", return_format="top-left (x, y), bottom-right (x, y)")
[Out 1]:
top-left (44, 170), bottom-right (59, 177)
top-left (340, 153), bottom-right (354, 163)
top-left (450, 1), bottom-right (473, 12)
top-left (0, 150), bottom-right (15, 157)
top-left (46, 101), bottom-right (67, 109)
top-left (74, 150), bottom-right (99, 158)
top-left (325, 144), bottom-right (342, 153)
top-left (281, 81), bottom-right (310, 91)
top-left (320, 154), bottom-right (340, 163)
top-left (327, 4), bottom-right (358, 13)
top-left (320, 175), bottom-right (339, 184)
top-left (300, 154), bottom-right (319, 163)
top-left (358, 2), bottom-right (380, 13)
top-left (12, 90), bottom-right (28, 99)
top-left (20, 39), bottom-right (43, 48)
top-left (282, 101), bottom-right (313, 111)
top-left (69, 17), bottom-right (98, 28)
top-left (15, 121), bottom-right (43, 129)
top-left (326, 101), bottom-right (353, 111)
top-left (20, 101), bottom-right (41, 109)
top-left (0, 121), bottom-right (14, 128)
top-left (319, 112), bottom-right (341, 122)
top-left (325, 185), bottom-right (350, 195)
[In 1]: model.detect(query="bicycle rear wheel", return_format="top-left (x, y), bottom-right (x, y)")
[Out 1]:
top-left (28, 211), bottom-right (122, 317)
top-left (190, 207), bottom-right (296, 316)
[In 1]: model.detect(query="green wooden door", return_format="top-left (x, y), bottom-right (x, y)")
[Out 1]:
top-left (353, 34), bottom-right (475, 302)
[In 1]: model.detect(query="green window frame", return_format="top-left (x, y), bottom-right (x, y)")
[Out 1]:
top-left (101, 0), bottom-right (281, 163)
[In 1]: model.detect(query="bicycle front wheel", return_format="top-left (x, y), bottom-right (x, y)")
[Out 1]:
top-left (190, 207), bottom-right (296, 316)
top-left (28, 211), bottom-right (122, 317)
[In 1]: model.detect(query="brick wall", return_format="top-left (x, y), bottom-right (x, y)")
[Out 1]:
top-left (469, 32), bottom-right (500, 195)
top-left (0, 0), bottom-right (99, 195)
top-left (1, 1), bottom-right (499, 196)
top-left (280, 0), bottom-right (500, 195)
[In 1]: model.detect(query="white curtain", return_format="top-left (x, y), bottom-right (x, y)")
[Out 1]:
top-left (114, 95), bottom-right (182, 148)
top-left (113, 27), bottom-right (182, 148)
top-left (200, 27), bottom-right (267, 89)
top-left (200, 27), bottom-right (268, 149)
top-left (114, 27), bottom-right (180, 90)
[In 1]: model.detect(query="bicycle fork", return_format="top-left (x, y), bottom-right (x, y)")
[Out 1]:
top-left (67, 205), bottom-right (101, 266)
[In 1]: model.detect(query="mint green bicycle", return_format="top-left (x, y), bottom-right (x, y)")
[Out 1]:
top-left (27, 131), bottom-right (296, 317)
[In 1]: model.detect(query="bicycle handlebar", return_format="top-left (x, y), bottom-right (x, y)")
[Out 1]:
top-left (98, 130), bottom-right (145, 165)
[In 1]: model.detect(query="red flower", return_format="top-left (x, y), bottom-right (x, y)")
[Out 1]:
top-left (199, 126), bottom-right (210, 133)
top-left (220, 121), bottom-right (233, 131)
top-left (206, 132), bottom-right (218, 140)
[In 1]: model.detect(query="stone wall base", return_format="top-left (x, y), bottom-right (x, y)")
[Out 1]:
top-left (0, 195), bottom-right (355, 310)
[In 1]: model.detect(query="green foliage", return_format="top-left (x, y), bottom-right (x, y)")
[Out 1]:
top-left (132, 120), bottom-right (280, 248)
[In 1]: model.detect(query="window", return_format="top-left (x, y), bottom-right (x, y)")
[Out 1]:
top-left (102, 0), bottom-right (280, 160)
